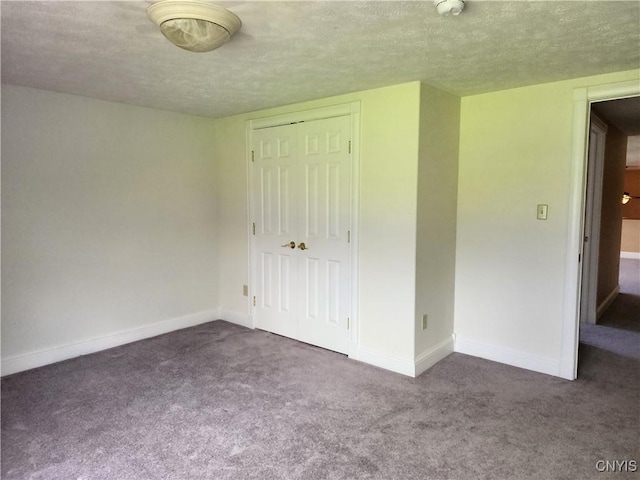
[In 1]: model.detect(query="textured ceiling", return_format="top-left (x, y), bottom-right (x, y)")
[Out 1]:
top-left (592, 97), bottom-right (640, 167)
top-left (592, 96), bottom-right (640, 136)
top-left (1, 1), bottom-right (639, 119)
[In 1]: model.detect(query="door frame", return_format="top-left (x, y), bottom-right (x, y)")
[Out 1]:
top-left (580, 113), bottom-right (607, 326)
top-left (246, 102), bottom-right (362, 354)
top-left (561, 80), bottom-right (639, 380)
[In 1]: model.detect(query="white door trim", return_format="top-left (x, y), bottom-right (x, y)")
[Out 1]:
top-left (250, 103), bottom-right (360, 130)
top-left (561, 80), bottom-right (640, 380)
top-left (580, 114), bottom-right (607, 326)
top-left (246, 102), bottom-right (361, 356)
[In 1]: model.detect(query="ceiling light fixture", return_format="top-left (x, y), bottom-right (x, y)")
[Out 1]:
top-left (147, 0), bottom-right (241, 53)
top-left (434, 0), bottom-right (465, 16)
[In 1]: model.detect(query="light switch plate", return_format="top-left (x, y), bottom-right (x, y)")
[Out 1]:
top-left (537, 204), bottom-right (548, 220)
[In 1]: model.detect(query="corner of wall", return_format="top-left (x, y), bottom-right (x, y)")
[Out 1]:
top-left (1, 309), bottom-right (221, 377)
top-left (413, 83), bottom-right (461, 372)
top-left (219, 309), bottom-right (254, 330)
top-left (414, 335), bottom-right (455, 377)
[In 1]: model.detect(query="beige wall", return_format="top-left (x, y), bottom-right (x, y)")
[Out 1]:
top-left (455, 69), bottom-right (639, 374)
top-left (596, 123), bottom-right (626, 307)
top-left (621, 220), bottom-right (640, 253)
top-left (1, 85), bottom-right (219, 362)
top-left (414, 84), bottom-right (460, 359)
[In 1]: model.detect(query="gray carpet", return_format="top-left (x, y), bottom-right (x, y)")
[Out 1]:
top-left (598, 258), bottom-right (640, 332)
top-left (2, 321), bottom-right (639, 480)
top-left (580, 257), bottom-right (640, 359)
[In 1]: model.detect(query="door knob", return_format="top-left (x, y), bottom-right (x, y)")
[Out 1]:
top-left (281, 241), bottom-right (296, 249)
top-left (297, 242), bottom-right (308, 250)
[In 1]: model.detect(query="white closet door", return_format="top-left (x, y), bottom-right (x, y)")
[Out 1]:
top-left (296, 116), bottom-right (351, 353)
top-left (251, 115), bottom-right (351, 354)
top-left (252, 124), bottom-right (299, 340)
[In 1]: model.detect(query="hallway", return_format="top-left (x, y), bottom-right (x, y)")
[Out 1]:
top-left (579, 258), bottom-right (640, 362)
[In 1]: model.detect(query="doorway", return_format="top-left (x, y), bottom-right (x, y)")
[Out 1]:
top-left (247, 105), bottom-right (359, 355)
top-left (561, 81), bottom-right (640, 380)
top-left (577, 95), bottom-right (640, 370)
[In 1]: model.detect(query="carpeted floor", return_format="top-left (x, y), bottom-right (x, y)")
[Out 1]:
top-left (580, 257), bottom-right (640, 359)
top-left (2, 321), bottom-right (638, 480)
top-left (598, 258), bottom-right (640, 332)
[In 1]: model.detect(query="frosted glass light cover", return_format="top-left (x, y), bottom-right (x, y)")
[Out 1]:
top-left (159, 18), bottom-right (230, 52)
top-left (146, 1), bottom-right (241, 53)
top-left (434, 0), bottom-right (465, 16)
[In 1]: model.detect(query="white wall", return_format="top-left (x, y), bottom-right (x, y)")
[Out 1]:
top-left (414, 83), bottom-right (460, 370)
top-left (214, 83), bottom-right (422, 373)
top-left (6, 69), bottom-right (638, 380)
top-left (1, 85), bottom-right (219, 374)
top-left (454, 70), bottom-right (640, 376)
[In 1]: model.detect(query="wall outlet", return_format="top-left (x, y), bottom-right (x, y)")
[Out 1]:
top-left (242, 285), bottom-right (248, 296)
top-left (422, 314), bottom-right (428, 330)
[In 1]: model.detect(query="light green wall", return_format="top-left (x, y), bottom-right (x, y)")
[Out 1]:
top-left (455, 69), bottom-right (640, 366)
top-left (1, 85), bottom-right (219, 360)
top-left (357, 83), bottom-right (420, 360)
top-left (214, 82), bottom-right (421, 362)
top-left (415, 83), bottom-right (460, 359)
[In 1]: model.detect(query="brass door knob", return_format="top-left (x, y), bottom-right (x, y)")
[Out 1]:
top-left (281, 241), bottom-right (296, 249)
top-left (297, 242), bottom-right (308, 250)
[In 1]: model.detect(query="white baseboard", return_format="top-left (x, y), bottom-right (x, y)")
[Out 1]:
top-left (219, 309), bottom-right (254, 329)
top-left (620, 251), bottom-right (640, 260)
top-left (596, 285), bottom-right (620, 320)
top-left (1, 309), bottom-right (221, 377)
top-left (414, 335), bottom-right (454, 377)
top-left (350, 345), bottom-right (415, 377)
top-left (454, 335), bottom-right (560, 378)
